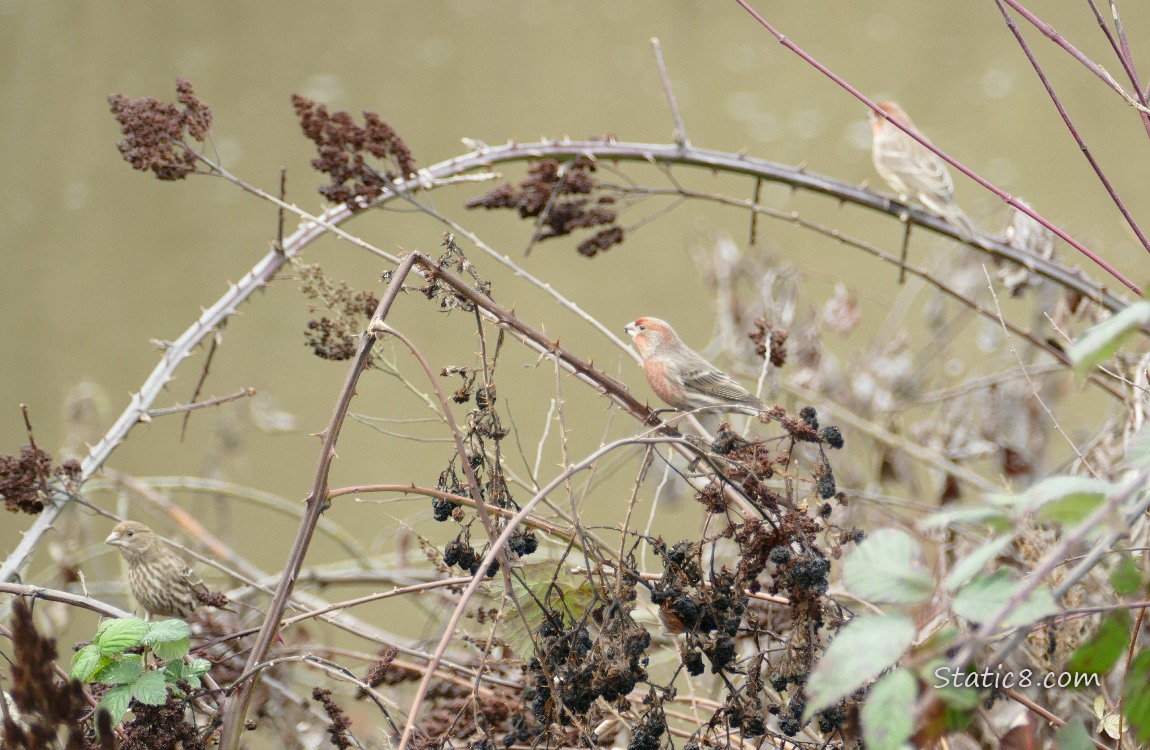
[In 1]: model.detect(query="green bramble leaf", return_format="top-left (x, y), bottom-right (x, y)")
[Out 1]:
top-left (98, 684), bottom-right (133, 726)
top-left (1026, 476), bottom-right (1113, 526)
top-left (70, 644), bottom-right (103, 682)
top-left (1110, 553), bottom-right (1144, 596)
top-left (919, 504), bottom-right (1013, 533)
top-left (186, 658), bottom-right (211, 675)
top-left (805, 614), bottom-right (915, 717)
top-left (1055, 719), bottom-right (1093, 750)
top-left (842, 529), bottom-right (933, 605)
top-left (145, 619), bottom-right (190, 644)
top-left (1067, 610), bottom-right (1131, 677)
top-left (504, 561), bottom-right (596, 659)
top-left (943, 536), bottom-right (1015, 592)
top-left (1068, 300), bottom-right (1150, 380)
top-left (861, 668), bottom-right (916, 750)
top-left (1122, 651), bottom-right (1150, 743)
top-left (131, 669), bottom-right (169, 706)
top-left (151, 636), bottom-right (190, 663)
top-left (94, 619), bottom-right (149, 656)
top-left (94, 654), bottom-right (142, 686)
top-left (1126, 426), bottom-right (1150, 471)
top-left (953, 571), bottom-right (1057, 628)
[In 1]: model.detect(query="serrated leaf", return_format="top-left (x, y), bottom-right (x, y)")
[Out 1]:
top-left (1110, 553), bottom-right (1143, 596)
top-left (1067, 610), bottom-right (1131, 677)
top-left (1025, 476), bottom-right (1113, 525)
top-left (151, 636), bottom-right (190, 662)
top-left (1126, 426), bottom-right (1150, 470)
top-left (805, 614), bottom-right (915, 716)
top-left (919, 505), bottom-right (1013, 531)
top-left (1123, 651), bottom-right (1150, 743)
top-left (94, 654), bottom-right (142, 685)
top-left (99, 684), bottom-right (133, 726)
top-left (131, 670), bottom-right (169, 706)
top-left (163, 660), bottom-right (185, 683)
top-left (145, 619), bottom-right (191, 644)
top-left (70, 644), bottom-right (103, 682)
top-left (95, 619), bottom-right (149, 656)
top-left (861, 668), bottom-right (916, 750)
top-left (952, 571), bottom-right (1058, 628)
top-left (1055, 719), bottom-right (1093, 750)
top-left (186, 658), bottom-right (212, 675)
top-left (943, 536), bottom-right (1015, 592)
top-left (842, 529), bottom-right (933, 605)
top-left (504, 561), bottom-right (596, 659)
top-left (1069, 300), bottom-right (1150, 380)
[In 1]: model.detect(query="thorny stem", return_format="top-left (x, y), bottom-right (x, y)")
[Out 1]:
top-left (393, 436), bottom-right (684, 750)
top-left (1084, 0), bottom-right (1150, 139)
top-left (995, 0), bottom-right (1150, 257)
top-left (218, 252), bottom-right (420, 748)
top-left (923, 468), bottom-right (1150, 730)
top-left (733, 0), bottom-right (1142, 294)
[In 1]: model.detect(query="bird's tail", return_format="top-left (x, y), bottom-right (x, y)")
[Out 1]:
top-left (941, 203), bottom-right (978, 242)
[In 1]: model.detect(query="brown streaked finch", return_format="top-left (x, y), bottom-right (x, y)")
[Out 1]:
top-left (105, 520), bottom-right (209, 618)
top-left (869, 100), bottom-right (977, 240)
top-left (625, 317), bottom-right (765, 416)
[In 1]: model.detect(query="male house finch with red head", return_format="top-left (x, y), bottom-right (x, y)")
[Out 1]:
top-left (869, 100), bottom-right (977, 240)
top-left (625, 317), bottom-right (765, 415)
top-left (106, 520), bottom-right (208, 618)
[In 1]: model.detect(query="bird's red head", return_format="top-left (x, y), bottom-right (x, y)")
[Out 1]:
top-left (869, 100), bottom-right (912, 133)
top-left (624, 317), bottom-right (675, 358)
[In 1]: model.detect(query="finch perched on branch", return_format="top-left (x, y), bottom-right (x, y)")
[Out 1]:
top-left (869, 100), bottom-right (977, 240)
top-left (105, 520), bottom-right (209, 618)
top-left (625, 317), bottom-right (765, 416)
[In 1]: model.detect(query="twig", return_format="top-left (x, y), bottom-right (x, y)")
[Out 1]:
top-left (731, 0), bottom-right (1141, 294)
top-left (0, 582), bottom-right (133, 619)
top-left (1000, 0), bottom-right (1150, 118)
top-left (393, 435), bottom-right (683, 750)
top-left (218, 252), bottom-right (421, 747)
top-left (148, 387), bottom-right (256, 419)
top-left (651, 38), bottom-right (689, 148)
top-left (995, 0), bottom-right (1150, 256)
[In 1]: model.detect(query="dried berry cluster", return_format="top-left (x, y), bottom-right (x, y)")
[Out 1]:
top-left (108, 76), bottom-right (212, 181)
top-left (292, 94), bottom-right (417, 206)
top-left (526, 603), bottom-right (650, 727)
top-left (650, 541), bottom-right (745, 675)
top-left (748, 317), bottom-right (789, 368)
top-left (465, 158), bottom-right (624, 256)
top-left (121, 699), bottom-right (208, 750)
top-left (297, 263), bottom-right (380, 361)
top-left (311, 689), bottom-right (353, 750)
top-left (1, 444), bottom-right (80, 515)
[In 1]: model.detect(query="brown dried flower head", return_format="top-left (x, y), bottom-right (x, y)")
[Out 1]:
top-left (108, 76), bottom-right (212, 180)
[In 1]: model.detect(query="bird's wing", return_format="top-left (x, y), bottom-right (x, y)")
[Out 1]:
top-left (876, 135), bottom-right (955, 202)
top-left (680, 366), bottom-right (759, 404)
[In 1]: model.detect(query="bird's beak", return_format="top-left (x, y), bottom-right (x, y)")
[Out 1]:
top-left (105, 532), bottom-right (122, 546)
top-left (624, 323), bottom-right (637, 337)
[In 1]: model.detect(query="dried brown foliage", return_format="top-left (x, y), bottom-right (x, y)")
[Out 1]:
top-left (107, 76), bottom-right (212, 181)
top-left (1, 444), bottom-right (80, 514)
top-left (3, 600), bottom-right (103, 749)
top-left (292, 95), bottom-right (417, 205)
top-left (466, 158), bottom-right (622, 254)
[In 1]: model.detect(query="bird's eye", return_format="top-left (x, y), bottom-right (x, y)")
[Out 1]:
top-left (126, 531), bottom-right (134, 537)
top-left (638, 325), bottom-right (646, 331)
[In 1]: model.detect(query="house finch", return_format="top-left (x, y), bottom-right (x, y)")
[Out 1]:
top-left (624, 317), bottom-right (765, 415)
top-left (105, 520), bottom-right (207, 618)
top-left (869, 100), bottom-right (976, 240)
